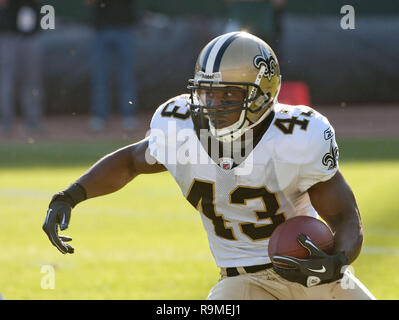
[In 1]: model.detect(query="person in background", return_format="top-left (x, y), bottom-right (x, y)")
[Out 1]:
top-left (0, 0), bottom-right (43, 133)
top-left (85, 0), bottom-right (139, 132)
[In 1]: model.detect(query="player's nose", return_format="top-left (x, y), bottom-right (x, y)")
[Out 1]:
top-left (206, 97), bottom-right (221, 107)
top-left (206, 92), bottom-right (226, 106)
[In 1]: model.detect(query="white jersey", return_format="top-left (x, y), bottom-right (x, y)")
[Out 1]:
top-left (148, 94), bottom-right (339, 268)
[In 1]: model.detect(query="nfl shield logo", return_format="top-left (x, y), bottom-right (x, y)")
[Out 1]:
top-left (307, 276), bottom-right (321, 287)
top-left (219, 157), bottom-right (233, 170)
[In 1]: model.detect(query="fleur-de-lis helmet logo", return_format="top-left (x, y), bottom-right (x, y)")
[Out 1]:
top-left (253, 46), bottom-right (277, 81)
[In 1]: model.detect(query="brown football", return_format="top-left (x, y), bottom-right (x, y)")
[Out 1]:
top-left (268, 216), bottom-right (334, 267)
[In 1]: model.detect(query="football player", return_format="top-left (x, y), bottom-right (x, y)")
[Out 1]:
top-left (43, 32), bottom-right (375, 300)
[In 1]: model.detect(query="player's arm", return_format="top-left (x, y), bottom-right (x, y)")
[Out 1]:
top-left (42, 137), bottom-right (166, 254)
top-left (307, 170), bottom-right (363, 264)
top-left (76, 137), bottom-right (166, 198)
top-left (272, 114), bottom-right (361, 287)
top-left (272, 170), bottom-right (362, 287)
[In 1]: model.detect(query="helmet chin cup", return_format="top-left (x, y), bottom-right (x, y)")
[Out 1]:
top-left (209, 112), bottom-right (249, 143)
top-left (209, 104), bottom-right (274, 143)
top-left (214, 129), bottom-right (246, 143)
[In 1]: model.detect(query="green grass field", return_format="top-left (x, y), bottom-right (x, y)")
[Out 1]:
top-left (0, 138), bottom-right (398, 300)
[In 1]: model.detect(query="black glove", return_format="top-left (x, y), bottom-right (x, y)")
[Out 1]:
top-left (272, 233), bottom-right (349, 287)
top-left (42, 197), bottom-right (74, 254)
top-left (42, 183), bottom-right (86, 254)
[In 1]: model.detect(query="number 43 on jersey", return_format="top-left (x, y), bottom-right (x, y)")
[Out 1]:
top-left (186, 179), bottom-right (286, 241)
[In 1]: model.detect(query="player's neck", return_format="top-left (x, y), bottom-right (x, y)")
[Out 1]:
top-left (217, 110), bottom-right (275, 168)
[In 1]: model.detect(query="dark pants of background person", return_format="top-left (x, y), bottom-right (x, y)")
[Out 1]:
top-left (91, 27), bottom-right (138, 127)
top-left (0, 33), bottom-right (43, 132)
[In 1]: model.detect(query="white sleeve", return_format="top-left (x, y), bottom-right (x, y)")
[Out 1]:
top-left (297, 116), bottom-right (339, 192)
top-left (147, 105), bottom-right (177, 176)
top-left (147, 95), bottom-right (191, 176)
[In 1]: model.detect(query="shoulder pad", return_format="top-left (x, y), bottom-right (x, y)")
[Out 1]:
top-left (155, 94), bottom-right (191, 119)
top-left (274, 103), bottom-right (316, 119)
top-left (148, 94), bottom-right (195, 175)
top-left (150, 94), bottom-right (193, 132)
top-left (272, 104), bottom-right (336, 164)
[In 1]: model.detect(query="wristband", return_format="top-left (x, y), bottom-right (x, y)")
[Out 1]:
top-left (50, 183), bottom-right (87, 208)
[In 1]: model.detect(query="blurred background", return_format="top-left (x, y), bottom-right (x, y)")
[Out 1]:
top-left (0, 0), bottom-right (398, 136)
top-left (0, 0), bottom-right (398, 300)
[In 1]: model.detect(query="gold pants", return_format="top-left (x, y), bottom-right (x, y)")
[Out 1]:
top-left (207, 267), bottom-right (375, 300)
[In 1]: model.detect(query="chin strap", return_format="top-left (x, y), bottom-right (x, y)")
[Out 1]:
top-left (212, 104), bottom-right (274, 143)
top-left (209, 109), bottom-right (247, 141)
top-left (214, 119), bottom-right (251, 143)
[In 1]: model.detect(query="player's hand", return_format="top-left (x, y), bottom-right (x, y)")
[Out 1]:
top-left (272, 233), bottom-right (348, 287)
top-left (42, 197), bottom-right (75, 254)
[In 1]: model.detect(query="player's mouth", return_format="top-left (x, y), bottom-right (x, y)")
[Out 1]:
top-left (208, 115), bottom-right (235, 129)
